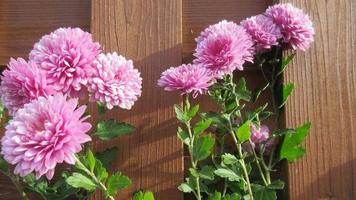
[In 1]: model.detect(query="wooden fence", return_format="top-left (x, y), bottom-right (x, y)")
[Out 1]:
top-left (0, 0), bottom-right (355, 199)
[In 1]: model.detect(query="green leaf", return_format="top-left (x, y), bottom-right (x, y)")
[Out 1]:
top-left (251, 83), bottom-right (269, 103)
top-left (198, 165), bottom-right (215, 180)
top-left (97, 102), bottom-right (106, 114)
top-left (86, 149), bottom-right (96, 172)
top-left (280, 83), bottom-right (294, 108)
top-left (236, 78), bottom-right (251, 101)
top-left (133, 191), bottom-right (155, 200)
top-left (174, 105), bottom-right (189, 122)
top-left (193, 118), bottom-right (213, 136)
top-left (0, 156), bottom-right (9, 173)
top-left (95, 119), bottom-right (135, 140)
top-left (178, 182), bottom-right (194, 193)
top-left (222, 153), bottom-right (238, 165)
top-left (236, 121), bottom-right (251, 142)
top-left (208, 191), bottom-right (222, 200)
top-left (106, 172), bottom-right (132, 197)
top-left (177, 127), bottom-right (190, 145)
top-left (268, 180), bottom-right (285, 190)
top-left (280, 123), bottom-right (311, 162)
top-left (66, 173), bottom-right (97, 191)
top-left (94, 160), bottom-right (109, 182)
top-left (279, 53), bottom-right (296, 75)
top-left (188, 104), bottom-right (200, 119)
top-left (214, 168), bottom-right (241, 182)
top-left (252, 184), bottom-right (277, 200)
top-left (193, 135), bottom-right (215, 161)
top-left (95, 147), bottom-right (119, 170)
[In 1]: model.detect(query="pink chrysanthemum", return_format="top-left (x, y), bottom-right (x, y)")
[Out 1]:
top-left (193, 20), bottom-right (254, 78)
top-left (88, 52), bottom-right (142, 110)
top-left (0, 58), bottom-right (54, 115)
top-left (158, 64), bottom-right (213, 97)
top-left (241, 14), bottom-right (282, 52)
top-left (29, 27), bottom-right (101, 98)
top-left (250, 124), bottom-right (270, 149)
top-left (265, 3), bottom-right (314, 51)
top-left (1, 94), bottom-right (91, 180)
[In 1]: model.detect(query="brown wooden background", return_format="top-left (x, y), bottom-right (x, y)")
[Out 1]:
top-left (1, 0), bottom-right (355, 200)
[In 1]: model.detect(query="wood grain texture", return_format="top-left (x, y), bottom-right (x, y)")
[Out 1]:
top-left (182, 0), bottom-right (272, 63)
top-left (0, 0), bottom-right (90, 65)
top-left (279, 0), bottom-right (356, 199)
top-left (91, 1), bottom-right (183, 199)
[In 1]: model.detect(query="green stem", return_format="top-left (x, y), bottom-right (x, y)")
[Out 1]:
top-left (248, 139), bottom-right (268, 186)
top-left (75, 157), bottom-right (115, 200)
top-left (8, 174), bottom-right (29, 200)
top-left (226, 74), bottom-right (254, 199)
top-left (184, 95), bottom-right (202, 200)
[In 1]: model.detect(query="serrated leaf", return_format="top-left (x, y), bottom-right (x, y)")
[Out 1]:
top-left (222, 153), bottom-right (238, 165)
top-left (133, 191), bottom-right (155, 200)
top-left (199, 165), bottom-right (215, 180)
top-left (95, 119), bottom-right (135, 140)
top-left (0, 156), bottom-right (9, 173)
top-left (214, 168), bottom-right (242, 182)
top-left (236, 78), bottom-right (251, 101)
top-left (174, 105), bottom-right (189, 122)
top-left (193, 135), bottom-right (215, 161)
top-left (194, 118), bottom-right (213, 136)
top-left (280, 83), bottom-right (294, 108)
top-left (66, 173), bottom-right (96, 191)
top-left (280, 123), bottom-right (311, 162)
top-left (95, 147), bottom-right (119, 170)
top-left (177, 127), bottom-right (190, 145)
top-left (188, 104), bottom-right (199, 119)
top-left (178, 182), bottom-right (194, 193)
top-left (94, 160), bottom-right (109, 182)
top-left (279, 53), bottom-right (296, 75)
top-left (208, 191), bottom-right (222, 200)
top-left (86, 149), bottom-right (96, 172)
top-left (106, 172), bottom-right (132, 197)
top-left (252, 184), bottom-right (277, 200)
top-left (268, 180), bottom-right (284, 190)
top-left (97, 102), bottom-right (106, 114)
top-left (236, 121), bottom-right (251, 142)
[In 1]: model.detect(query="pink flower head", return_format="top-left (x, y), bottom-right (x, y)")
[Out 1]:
top-left (29, 27), bottom-right (101, 98)
top-left (1, 94), bottom-right (91, 180)
top-left (193, 20), bottom-right (254, 78)
top-left (0, 58), bottom-right (54, 115)
top-left (265, 3), bottom-right (315, 51)
top-left (88, 52), bottom-right (142, 110)
top-left (250, 124), bottom-right (270, 149)
top-left (241, 14), bottom-right (282, 52)
top-left (158, 64), bottom-right (213, 97)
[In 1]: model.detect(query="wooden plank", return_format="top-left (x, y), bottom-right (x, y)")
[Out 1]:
top-left (182, 0), bottom-right (272, 63)
top-left (90, 1), bottom-right (183, 200)
top-left (279, 0), bottom-right (356, 199)
top-left (0, 0), bottom-right (90, 65)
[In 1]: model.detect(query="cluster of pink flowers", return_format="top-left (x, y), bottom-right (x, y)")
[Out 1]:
top-left (158, 3), bottom-right (314, 96)
top-left (0, 27), bottom-right (142, 180)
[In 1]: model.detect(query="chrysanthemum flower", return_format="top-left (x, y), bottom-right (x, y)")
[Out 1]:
top-left (0, 58), bottom-right (54, 115)
top-left (88, 52), bottom-right (142, 110)
top-left (250, 124), bottom-right (270, 149)
top-left (29, 27), bottom-right (101, 98)
top-left (193, 20), bottom-right (254, 78)
top-left (158, 64), bottom-right (213, 97)
top-left (0, 94), bottom-right (91, 180)
top-left (241, 14), bottom-right (282, 52)
top-left (265, 3), bottom-right (315, 51)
